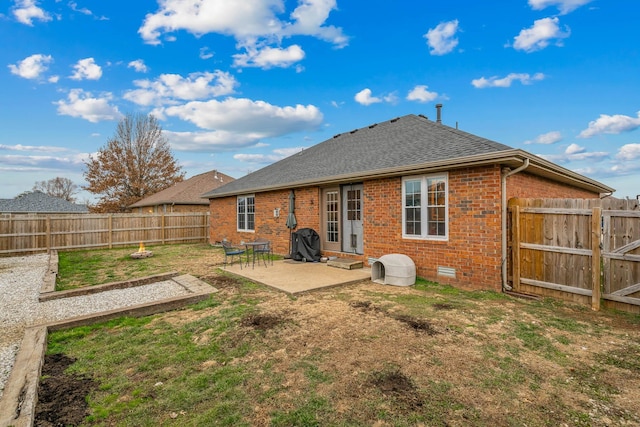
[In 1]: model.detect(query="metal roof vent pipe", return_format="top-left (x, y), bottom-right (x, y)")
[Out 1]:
top-left (436, 103), bottom-right (443, 124)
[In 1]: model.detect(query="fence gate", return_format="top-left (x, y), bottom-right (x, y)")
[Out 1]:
top-left (602, 206), bottom-right (640, 311)
top-left (509, 198), bottom-right (640, 314)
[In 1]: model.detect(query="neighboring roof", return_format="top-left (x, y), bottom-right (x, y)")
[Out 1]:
top-left (0, 191), bottom-right (89, 213)
top-left (129, 170), bottom-right (234, 208)
top-left (203, 114), bottom-right (614, 198)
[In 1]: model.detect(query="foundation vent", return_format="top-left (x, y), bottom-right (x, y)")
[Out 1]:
top-left (437, 266), bottom-right (456, 278)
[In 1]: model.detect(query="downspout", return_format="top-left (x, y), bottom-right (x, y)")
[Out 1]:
top-left (501, 158), bottom-right (529, 291)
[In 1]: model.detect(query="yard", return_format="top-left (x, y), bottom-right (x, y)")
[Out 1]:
top-left (38, 244), bottom-right (640, 426)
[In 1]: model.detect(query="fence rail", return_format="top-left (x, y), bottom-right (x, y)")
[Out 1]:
top-left (509, 198), bottom-right (640, 314)
top-left (0, 212), bottom-right (210, 255)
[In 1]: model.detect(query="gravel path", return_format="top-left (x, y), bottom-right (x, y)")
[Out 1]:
top-left (0, 253), bottom-right (192, 398)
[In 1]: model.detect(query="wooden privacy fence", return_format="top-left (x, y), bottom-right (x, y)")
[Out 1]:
top-left (0, 212), bottom-right (210, 255)
top-left (509, 198), bottom-right (640, 314)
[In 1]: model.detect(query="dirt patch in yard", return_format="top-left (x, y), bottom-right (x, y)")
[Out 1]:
top-left (36, 271), bottom-right (640, 426)
top-left (35, 354), bottom-right (96, 427)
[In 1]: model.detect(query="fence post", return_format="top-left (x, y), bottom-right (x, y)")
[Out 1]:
top-left (162, 214), bottom-right (166, 245)
top-left (108, 214), bottom-right (113, 249)
top-left (591, 207), bottom-right (601, 311)
top-left (46, 216), bottom-right (51, 253)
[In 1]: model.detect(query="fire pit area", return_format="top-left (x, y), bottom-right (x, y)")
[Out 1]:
top-left (130, 242), bottom-right (153, 259)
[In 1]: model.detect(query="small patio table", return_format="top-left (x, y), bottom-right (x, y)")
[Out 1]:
top-left (244, 241), bottom-right (269, 268)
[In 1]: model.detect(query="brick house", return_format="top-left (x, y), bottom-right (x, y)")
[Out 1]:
top-left (202, 114), bottom-right (613, 291)
top-left (130, 170), bottom-right (233, 213)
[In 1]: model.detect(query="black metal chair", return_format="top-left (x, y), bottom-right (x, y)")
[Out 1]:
top-left (253, 238), bottom-right (273, 267)
top-left (222, 241), bottom-right (246, 269)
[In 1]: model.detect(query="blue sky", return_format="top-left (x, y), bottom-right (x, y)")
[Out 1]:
top-left (1, 0), bottom-right (639, 202)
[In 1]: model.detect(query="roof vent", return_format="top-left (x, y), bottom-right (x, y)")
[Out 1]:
top-left (418, 114), bottom-right (428, 120)
top-left (436, 104), bottom-right (443, 124)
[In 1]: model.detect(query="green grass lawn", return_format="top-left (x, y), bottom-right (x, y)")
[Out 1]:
top-left (46, 245), bottom-right (640, 426)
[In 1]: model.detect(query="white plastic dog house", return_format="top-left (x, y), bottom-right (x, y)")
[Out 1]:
top-left (371, 254), bottom-right (416, 286)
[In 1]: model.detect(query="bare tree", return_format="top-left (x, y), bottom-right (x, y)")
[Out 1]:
top-left (33, 177), bottom-right (79, 202)
top-left (83, 113), bottom-right (184, 213)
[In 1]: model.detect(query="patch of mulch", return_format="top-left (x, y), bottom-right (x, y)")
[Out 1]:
top-left (34, 353), bottom-right (97, 427)
top-left (392, 314), bottom-right (439, 335)
top-left (241, 313), bottom-right (286, 331)
top-left (349, 300), bottom-right (373, 310)
top-left (369, 368), bottom-right (424, 410)
top-left (349, 300), bottom-right (439, 335)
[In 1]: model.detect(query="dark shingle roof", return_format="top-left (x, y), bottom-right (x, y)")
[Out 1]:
top-left (129, 170), bottom-right (234, 208)
top-left (203, 114), bottom-right (513, 198)
top-left (0, 191), bottom-right (88, 213)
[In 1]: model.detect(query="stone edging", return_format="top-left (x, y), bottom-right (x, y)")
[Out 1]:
top-left (39, 271), bottom-right (181, 302)
top-left (39, 250), bottom-right (58, 295)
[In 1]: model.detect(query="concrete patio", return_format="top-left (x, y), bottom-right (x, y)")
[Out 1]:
top-left (222, 259), bottom-right (372, 294)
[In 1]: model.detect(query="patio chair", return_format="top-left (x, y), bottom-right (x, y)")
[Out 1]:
top-left (253, 238), bottom-right (273, 267)
top-left (222, 241), bottom-right (246, 269)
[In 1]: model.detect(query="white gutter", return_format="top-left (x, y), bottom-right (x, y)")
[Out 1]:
top-left (501, 158), bottom-right (530, 291)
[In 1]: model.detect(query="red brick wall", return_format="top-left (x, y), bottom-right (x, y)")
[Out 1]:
top-left (507, 172), bottom-right (600, 199)
top-left (209, 188), bottom-right (320, 256)
top-left (364, 165), bottom-right (503, 291)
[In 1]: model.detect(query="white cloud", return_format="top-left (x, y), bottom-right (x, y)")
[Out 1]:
top-left (199, 47), bottom-right (214, 60)
top-left (406, 85), bottom-right (439, 103)
top-left (424, 20), bottom-right (459, 56)
top-left (539, 143), bottom-right (608, 163)
top-left (138, 0), bottom-right (347, 55)
top-left (565, 143), bottom-right (584, 155)
top-left (70, 58), bottom-right (102, 80)
top-left (12, 0), bottom-right (51, 26)
top-left (0, 153), bottom-right (86, 170)
top-left (8, 53), bottom-right (53, 79)
top-left (472, 73), bottom-right (545, 88)
top-left (282, 0), bottom-right (348, 47)
top-left (524, 131), bottom-right (562, 145)
top-left (128, 59), bottom-right (149, 73)
top-left (68, 1), bottom-right (91, 15)
top-left (512, 17), bottom-right (570, 52)
top-left (233, 44), bottom-right (305, 69)
top-left (54, 89), bottom-right (122, 123)
top-left (528, 0), bottom-right (593, 14)
top-left (233, 146), bottom-right (305, 164)
top-left (162, 97), bottom-right (323, 137)
top-left (354, 88), bottom-right (381, 106)
top-left (578, 112), bottom-right (640, 138)
top-left (164, 130), bottom-right (260, 151)
top-left (123, 71), bottom-right (238, 106)
top-left (0, 143), bottom-right (68, 153)
top-left (615, 143), bottom-right (640, 161)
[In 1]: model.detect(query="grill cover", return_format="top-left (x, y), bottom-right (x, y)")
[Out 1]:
top-left (291, 228), bottom-right (321, 262)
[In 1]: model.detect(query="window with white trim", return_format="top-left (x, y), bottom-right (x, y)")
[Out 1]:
top-left (237, 195), bottom-right (255, 232)
top-left (402, 174), bottom-right (448, 239)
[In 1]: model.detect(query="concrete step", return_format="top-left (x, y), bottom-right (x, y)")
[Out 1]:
top-left (327, 258), bottom-right (363, 270)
